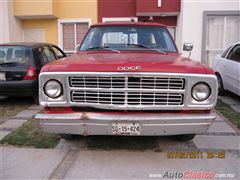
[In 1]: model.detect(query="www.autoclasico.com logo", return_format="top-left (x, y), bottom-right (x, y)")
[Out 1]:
top-left (148, 171), bottom-right (235, 179)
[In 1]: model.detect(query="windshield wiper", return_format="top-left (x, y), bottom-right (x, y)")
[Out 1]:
top-left (127, 44), bottom-right (166, 54)
top-left (85, 46), bottom-right (120, 53)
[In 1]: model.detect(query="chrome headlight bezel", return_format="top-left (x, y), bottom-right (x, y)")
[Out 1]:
top-left (43, 79), bottom-right (63, 99)
top-left (191, 82), bottom-right (211, 102)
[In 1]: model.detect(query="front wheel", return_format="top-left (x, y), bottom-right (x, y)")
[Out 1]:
top-left (176, 134), bottom-right (195, 141)
top-left (216, 74), bottom-right (225, 96)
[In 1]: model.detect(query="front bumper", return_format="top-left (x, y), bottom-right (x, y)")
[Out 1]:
top-left (0, 80), bottom-right (38, 97)
top-left (35, 112), bottom-right (216, 136)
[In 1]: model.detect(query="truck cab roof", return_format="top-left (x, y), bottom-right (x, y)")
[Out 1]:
top-left (92, 22), bottom-right (166, 27)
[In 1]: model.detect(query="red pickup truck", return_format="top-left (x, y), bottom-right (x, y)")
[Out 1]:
top-left (36, 22), bottom-right (218, 141)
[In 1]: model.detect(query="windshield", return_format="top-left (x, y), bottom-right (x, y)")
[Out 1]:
top-left (0, 46), bottom-right (31, 66)
top-left (80, 26), bottom-right (177, 52)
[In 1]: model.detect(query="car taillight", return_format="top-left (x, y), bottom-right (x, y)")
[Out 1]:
top-left (24, 66), bottom-right (37, 80)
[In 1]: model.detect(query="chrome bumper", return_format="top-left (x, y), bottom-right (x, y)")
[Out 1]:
top-left (35, 113), bottom-right (216, 136)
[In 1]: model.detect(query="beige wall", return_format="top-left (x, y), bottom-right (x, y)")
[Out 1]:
top-left (23, 19), bottom-right (58, 45)
top-left (53, 0), bottom-right (97, 20)
top-left (0, 0), bottom-right (22, 43)
top-left (13, 0), bottom-right (54, 18)
top-left (21, 0), bottom-right (98, 45)
top-left (0, 0), bottom-right (10, 43)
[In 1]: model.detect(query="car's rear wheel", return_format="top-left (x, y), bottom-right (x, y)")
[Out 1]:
top-left (216, 74), bottom-right (225, 96)
top-left (59, 134), bottom-right (74, 140)
top-left (176, 134), bottom-right (195, 141)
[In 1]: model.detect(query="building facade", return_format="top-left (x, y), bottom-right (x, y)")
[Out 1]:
top-left (98, 0), bottom-right (180, 41)
top-left (178, 0), bottom-right (240, 66)
top-left (0, 0), bottom-right (239, 65)
top-left (1, 0), bottom-right (98, 55)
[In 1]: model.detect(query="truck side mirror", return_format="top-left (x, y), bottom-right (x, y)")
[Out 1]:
top-left (183, 43), bottom-right (193, 52)
top-left (183, 43), bottom-right (193, 58)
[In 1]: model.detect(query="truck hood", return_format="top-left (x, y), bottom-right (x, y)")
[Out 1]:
top-left (41, 52), bottom-right (214, 74)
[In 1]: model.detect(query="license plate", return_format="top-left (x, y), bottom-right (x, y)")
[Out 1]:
top-left (0, 73), bottom-right (6, 81)
top-left (112, 122), bottom-right (140, 135)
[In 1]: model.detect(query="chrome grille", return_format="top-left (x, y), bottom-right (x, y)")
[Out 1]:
top-left (69, 76), bottom-right (125, 88)
top-left (69, 75), bottom-right (185, 109)
top-left (69, 76), bottom-right (185, 90)
top-left (71, 91), bottom-right (183, 106)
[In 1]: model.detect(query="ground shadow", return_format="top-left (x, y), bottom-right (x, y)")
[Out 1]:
top-left (72, 135), bottom-right (180, 152)
top-left (0, 97), bottom-right (34, 105)
top-left (224, 91), bottom-right (240, 101)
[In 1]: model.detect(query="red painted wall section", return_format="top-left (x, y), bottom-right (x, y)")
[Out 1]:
top-left (153, 16), bottom-right (177, 26)
top-left (136, 0), bottom-right (181, 14)
top-left (98, 0), bottom-right (137, 22)
top-left (138, 16), bottom-right (177, 26)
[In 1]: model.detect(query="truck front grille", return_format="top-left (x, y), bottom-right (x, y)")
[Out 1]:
top-left (68, 75), bottom-right (185, 110)
top-left (69, 76), bottom-right (185, 90)
top-left (71, 91), bottom-right (183, 106)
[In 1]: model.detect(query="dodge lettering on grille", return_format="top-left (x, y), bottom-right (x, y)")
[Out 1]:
top-left (117, 66), bottom-right (142, 71)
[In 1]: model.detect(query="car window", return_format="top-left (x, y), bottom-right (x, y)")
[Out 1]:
top-left (80, 26), bottom-right (177, 53)
top-left (37, 47), bottom-right (48, 65)
top-left (43, 46), bottom-right (56, 62)
top-left (52, 46), bottom-right (66, 59)
top-left (227, 45), bottom-right (240, 62)
top-left (0, 46), bottom-right (31, 66)
top-left (221, 46), bottom-right (232, 58)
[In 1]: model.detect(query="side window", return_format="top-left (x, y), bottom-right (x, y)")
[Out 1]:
top-left (38, 48), bottom-right (48, 65)
top-left (52, 46), bottom-right (66, 59)
top-left (43, 47), bottom-right (56, 62)
top-left (221, 46), bottom-right (232, 58)
top-left (227, 45), bottom-right (240, 62)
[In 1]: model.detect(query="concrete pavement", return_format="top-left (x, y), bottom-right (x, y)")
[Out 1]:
top-left (0, 96), bottom-right (239, 179)
top-left (0, 105), bottom-right (42, 141)
top-left (0, 112), bottom-right (239, 179)
top-left (65, 149), bottom-right (239, 180)
top-left (0, 147), bottom-right (67, 179)
top-left (49, 112), bottom-right (239, 180)
top-left (218, 92), bottom-right (240, 113)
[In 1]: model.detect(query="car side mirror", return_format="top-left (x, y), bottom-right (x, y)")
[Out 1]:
top-left (183, 43), bottom-right (193, 52)
top-left (183, 43), bottom-right (193, 58)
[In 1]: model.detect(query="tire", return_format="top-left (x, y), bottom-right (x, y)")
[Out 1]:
top-left (216, 74), bottom-right (225, 96)
top-left (176, 134), bottom-right (195, 141)
top-left (59, 134), bottom-right (74, 140)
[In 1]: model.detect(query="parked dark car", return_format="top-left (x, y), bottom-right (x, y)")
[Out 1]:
top-left (0, 42), bottom-right (66, 103)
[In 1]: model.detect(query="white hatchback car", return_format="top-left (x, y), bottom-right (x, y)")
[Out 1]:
top-left (212, 42), bottom-right (240, 96)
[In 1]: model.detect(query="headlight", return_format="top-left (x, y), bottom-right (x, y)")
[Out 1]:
top-left (44, 80), bottom-right (63, 99)
top-left (192, 82), bottom-right (211, 102)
